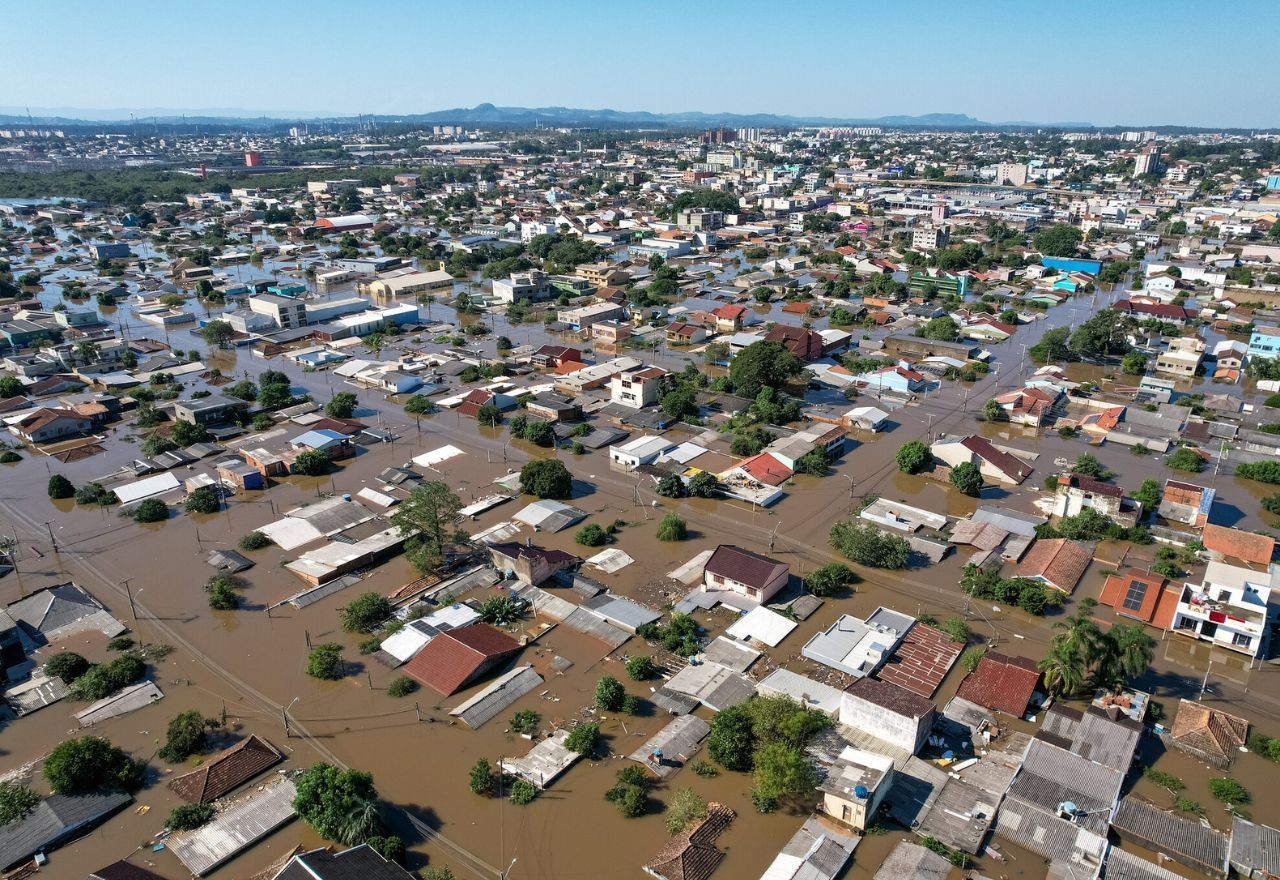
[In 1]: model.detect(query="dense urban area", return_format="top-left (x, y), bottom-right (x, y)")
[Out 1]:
top-left (2, 118), bottom-right (1280, 880)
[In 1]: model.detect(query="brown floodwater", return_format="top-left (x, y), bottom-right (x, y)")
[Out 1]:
top-left (5, 254), bottom-right (1280, 879)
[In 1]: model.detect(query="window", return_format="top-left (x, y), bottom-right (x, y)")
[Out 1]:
top-left (841, 804), bottom-right (853, 822)
top-left (1233, 633), bottom-right (1252, 648)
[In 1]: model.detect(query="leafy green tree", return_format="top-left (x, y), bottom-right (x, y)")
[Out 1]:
top-left (508, 778), bottom-right (537, 805)
top-left (1033, 223), bottom-right (1083, 256)
top-left (43, 736), bottom-right (145, 794)
top-left (626, 656), bottom-right (654, 680)
top-left (805, 563), bottom-right (857, 597)
top-left (140, 434), bottom-right (177, 457)
top-left (1070, 309), bottom-right (1133, 360)
top-left (708, 704), bottom-right (755, 771)
top-left (1209, 778), bottom-right (1249, 805)
top-left (132, 497), bottom-right (168, 523)
top-left (1071, 453), bottom-right (1110, 479)
top-left (729, 341), bottom-right (804, 398)
top-left (657, 513), bottom-right (688, 541)
top-left (522, 420), bottom-right (555, 447)
top-left (688, 471), bottom-right (719, 497)
top-left (293, 764), bottom-right (387, 845)
top-left (665, 787), bottom-right (708, 834)
top-left (1237, 461), bottom-right (1280, 484)
top-left (291, 448), bottom-right (329, 476)
top-left (0, 782), bottom-right (40, 825)
top-left (1121, 351), bottom-right (1148, 375)
top-left (594, 676), bottom-right (626, 711)
top-left (391, 481), bottom-right (463, 573)
top-left (475, 401), bottom-right (502, 426)
top-left (655, 474), bottom-right (687, 498)
top-left (340, 592), bottom-right (392, 633)
top-left (44, 651), bottom-right (89, 684)
top-left (949, 461), bottom-right (984, 496)
top-left (519, 459), bottom-right (572, 499)
top-left (1133, 478), bottom-right (1161, 512)
top-left (170, 420), bottom-right (211, 446)
top-left (157, 710), bottom-right (211, 762)
top-left (478, 596), bottom-right (521, 625)
top-left (829, 521), bottom-right (911, 569)
top-left (751, 742), bottom-right (817, 813)
top-left (208, 574), bottom-right (239, 610)
top-left (404, 394), bottom-right (434, 415)
top-left (47, 473), bottom-right (74, 499)
top-left (469, 759), bottom-right (494, 796)
top-left (575, 523), bottom-right (609, 546)
top-left (564, 723), bottom-right (599, 754)
top-left (510, 710), bottom-right (540, 734)
top-left (185, 485), bottom-right (221, 513)
top-left (306, 643), bottom-right (344, 680)
top-left (896, 440), bottom-right (931, 474)
top-left (325, 391), bottom-right (358, 419)
top-left (199, 320), bottom-right (235, 348)
top-left (1029, 326), bottom-right (1073, 364)
top-left (661, 387), bottom-right (698, 420)
top-left (0, 376), bottom-right (22, 398)
top-left (69, 654), bottom-right (145, 701)
top-left (226, 379), bottom-right (257, 401)
top-left (917, 316), bottom-right (960, 341)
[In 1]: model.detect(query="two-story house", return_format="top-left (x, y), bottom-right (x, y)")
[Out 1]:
top-left (1051, 473), bottom-right (1142, 527)
top-left (610, 365), bottom-right (666, 409)
top-left (1172, 561), bottom-right (1280, 657)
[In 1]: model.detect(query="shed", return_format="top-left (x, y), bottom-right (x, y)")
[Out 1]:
top-left (499, 728), bottom-right (582, 789)
top-left (0, 792), bottom-right (131, 870)
top-left (75, 680), bottom-right (163, 726)
top-left (628, 715), bottom-right (711, 780)
top-left (167, 735), bottom-right (283, 804)
top-left (449, 664), bottom-right (543, 729)
top-left (208, 549), bottom-right (254, 574)
top-left (166, 778), bottom-right (297, 876)
top-left (1111, 796), bottom-right (1230, 878)
top-left (724, 605), bottom-right (797, 647)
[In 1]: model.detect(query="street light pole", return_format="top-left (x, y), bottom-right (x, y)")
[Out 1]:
top-left (283, 696), bottom-right (300, 737)
top-left (122, 578), bottom-right (136, 620)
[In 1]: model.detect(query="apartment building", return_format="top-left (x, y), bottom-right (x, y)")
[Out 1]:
top-left (1172, 561), bottom-right (1280, 657)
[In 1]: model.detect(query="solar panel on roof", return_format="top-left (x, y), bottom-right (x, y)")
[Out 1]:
top-left (1122, 578), bottom-right (1148, 612)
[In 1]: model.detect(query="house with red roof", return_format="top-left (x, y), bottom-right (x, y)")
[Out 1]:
top-left (8, 407), bottom-right (92, 443)
top-left (955, 652), bottom-right (1040, 718)
top-left (711, 304), bottom-right (749, 333)
top-left (994, 386), bottom-right (1059, 427)
top-left (763, 324), bottom-right (824, 362)
top-left (930, 435), bottom-right (1033, 485)
top-left (402, 624), bottom-right (521, 695)
top-left (1016, 538), bottom-right (1094, 593)
top-left (1201, 524), bottom-right (1276, 567)
top-left (735, 452), bottom-right (793, 486)
top-left (1099, 569), bottom-right (1181, 630)
top-left (702, 544), bottom-right (790, 606)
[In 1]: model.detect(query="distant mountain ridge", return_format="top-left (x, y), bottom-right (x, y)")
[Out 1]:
top-left (0, 103), bottom-right (1100, 130)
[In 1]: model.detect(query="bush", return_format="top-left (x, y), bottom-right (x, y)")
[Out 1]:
top-left (341, 592), bottom-right (392, 633)
top-left (132, 497), bottom-right (168, 523)
top-left (157, 710), bottom-right (211, 762)
top-left (1209, 777), bottom-right (1250, 804)
top-left (469, 759), bottom-right (494, 796)
top-left (564, 723), bottom-right (599, 755)
top-left (47, 473), bottom-right (74, 499)
top-left (207, 573), bottom-right (240, 610)
top-left (605, 780), bottom-right (647, 817)
top-left (43, 736), bottom-right (145, 794)
top-left (0, 782), bottom-right (40, 826)
top-left (166, 803), bottom-right (215, 831)
top-left (477, 596), bottom-right (522, 625)
top-left (292, 448), bottom-right (329, 476)
top-left (293, 764), bottom-right (386, 845)
top-left (0, 450), bottom-right (20, 463)
top-left (239, 530), bottom-right (273, 551)
top-left (367, 836), bottom-right (405, 864)
top-left (75, 482), bottom-right (117, 506)
top-left (184, 485), bottom-right (220, 513)
top-left (940, 617), bottom-right (970, 643)
top-left (575, 523), bottom-right (609, 546)
top-left (510, 709), bottom-right (540, 734)
top-left (665, 787), bottom-right (708, 834)
top-left (625, 656), bottom-right (654, 681)
top-left (422, 869), bottom-right (456, 880)
top-left (508, 778), bottom-right (537, 805)
top-left (359, 637), bottom-right (381, 655)
top-left (829, 521), bottom-right (910, 569)
top-left (960, 647), bottom-right (986, 674)
top-left (656, 513), bottom-right (687, 541)
top-left (1168, 447), bottom-right (1205, 473)
top-left (594, 676), bottom-right (626, 711)
top-left (708, 704), bottom-right (755, 771)
top-left (1143, 767), bottom-right (1185, 793)
top-left (519, 459), bottom-right (572, 499)
top-left (69, 654), bottom-right (145, 701)
top-left (655, 474), bottom-right (687, 498)
top-left (691, 760), bottom-right (719, 778)
top-left (805, 562), bottom-right (857, 597)
top-left (306, 643), bottom-right (344, 680)
top-left (387, 676), bottom-right (417, 698)
top-left (44, 651), bottom-right (90, 684)
top-left (1237, 461), bottom-right (1280, 484)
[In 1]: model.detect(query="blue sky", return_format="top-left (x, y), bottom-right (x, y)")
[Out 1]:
top-left (8, 0), bottom-right (1277, 127)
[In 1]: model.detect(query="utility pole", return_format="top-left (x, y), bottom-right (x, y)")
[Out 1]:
top-left (44, 521), bottom-right (57, 552)
top-left (122, 578), bottom-right (136, 620)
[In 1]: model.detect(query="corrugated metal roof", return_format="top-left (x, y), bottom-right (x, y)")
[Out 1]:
top-left (167, 778), bottom-right (297, 876)
top-left (449, 664), bottom-right (543, 729)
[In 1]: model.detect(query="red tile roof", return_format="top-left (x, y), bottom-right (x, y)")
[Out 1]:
top-left (402, 624), bottom-right (521, 695)
top-left (457, 388), bottom-right (493, 418)
top-left (960, 435), bottom-right (1033, 484)
top-left (736, 452), bottom-right (792, 486)
top-left (167, 735), bottom-right (282, 804)
top-left (955, 653), bottom-right (1040, 717)
top-left (1099, 570), bottom-right (1170, 623)
top-left (1201, 524), bottom-right (1276, 567)
top-left (1015, 538), bottom-right (1093, 593)
top-left (1169, 700), bottom-right (1249, 761)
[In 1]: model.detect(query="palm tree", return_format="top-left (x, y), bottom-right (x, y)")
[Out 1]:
top-left (337, 797), bottom-right (383, 845)
top-left (1094, 623), bottom-right (1156, 691)
top-left (1039, 643), bottom-right (1088, 698)
top-left (1053, 598), bottom-right (1103, 663)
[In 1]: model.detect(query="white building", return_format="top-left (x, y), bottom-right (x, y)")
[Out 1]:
top-left (1172, 561), bottom-right (1280, 657)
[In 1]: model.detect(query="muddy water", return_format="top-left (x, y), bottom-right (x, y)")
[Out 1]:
top-left (9, 246), bottom-right (1280, 877)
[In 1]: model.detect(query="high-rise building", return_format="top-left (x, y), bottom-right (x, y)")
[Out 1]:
top-left (996, 163), bottom-right (1029, 187)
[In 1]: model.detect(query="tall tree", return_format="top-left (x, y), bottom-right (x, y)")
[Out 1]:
top-left (390, 482), bottom-right (462, 572)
